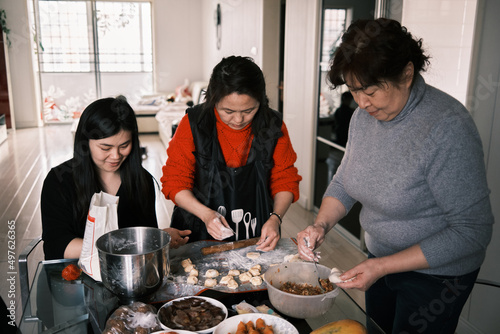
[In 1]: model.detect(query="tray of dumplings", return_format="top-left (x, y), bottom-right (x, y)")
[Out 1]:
top-left (154, 238), bottom-right (301, 299)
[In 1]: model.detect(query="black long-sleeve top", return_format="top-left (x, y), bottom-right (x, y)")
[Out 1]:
top-left (41, 159), bottom-right (158, 260)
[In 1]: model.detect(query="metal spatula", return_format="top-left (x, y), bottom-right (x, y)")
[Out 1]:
top-left (231, 209), bottom-right (243, 241)
top-left (304, 237), bottom-right (325, 291)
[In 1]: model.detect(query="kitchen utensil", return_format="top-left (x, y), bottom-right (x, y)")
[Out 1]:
top-left (263, 262), bottom-right (339, 319)
top-left (303, 237), bottom-right (324, 291)
top-left (96, 227), bottom-right (170, 299)
top-left (243, 212), bottom-right (251, 239)
top-left (200, 237), bottom-right (260, 255)
top-left (313, 260), bottom-right (325, 292)
top-left (250, 218), bottom-right (257, 237)
top-left (217, 205), bottom-right (226, 217)
top-left (231, 209), bottom-right (243, 241)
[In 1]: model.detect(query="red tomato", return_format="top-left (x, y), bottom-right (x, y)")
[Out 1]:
top-left (61, 264), bottom-right (81, 281)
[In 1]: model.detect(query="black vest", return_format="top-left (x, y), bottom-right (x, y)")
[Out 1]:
top-left (170, 104), bottom-right (283, 242)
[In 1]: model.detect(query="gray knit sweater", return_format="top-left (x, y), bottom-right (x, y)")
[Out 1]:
top-left (325, 75), bottom-right (493, 276)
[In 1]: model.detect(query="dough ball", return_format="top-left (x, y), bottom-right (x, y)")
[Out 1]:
top-left (181, 258), bottom-right (192, 268)
top-left (328, 267), bottom-right (344, 283)
top-left (187, 275), bottom-right (198, 285)
top-left (246, 252), bottom-right (261, 259)
top-left (189, 268), bottom-right (199, 277)
top-left (219, 275), bottom-right (232, 285)
top-left (250, 276), bottom-right (263, 286)
top-left (205, 269), bottom-right (220, 278)
top-left (284, 253), bottom-right (302, 263)
top-left (184, 264), bottom-right (195, 273)
top-left (227, 278), bottom-right (238, 290)
top-left (249, 268), bottom-right (261, 277)
top-left (204, 278), bottom-right (217, 288)
top-left (250, 264), bottom-right (261, 271)
top-left (227, 269), bottom-right (240, 276)
top-left (239, 272), bottom-right (252, 282)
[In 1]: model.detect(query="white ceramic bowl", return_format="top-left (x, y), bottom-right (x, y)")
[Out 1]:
top-left (157, 296), bottom-right (228, 334)
top-left (213, 313), bottom-right (298, 334)
top-left (151, 331), bottom-right (197, 334)
top-left (264, 262), bottom-right (339, 319)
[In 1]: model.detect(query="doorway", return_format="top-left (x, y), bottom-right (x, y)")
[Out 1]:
top-left (313, 0), bottom-right (376, 247)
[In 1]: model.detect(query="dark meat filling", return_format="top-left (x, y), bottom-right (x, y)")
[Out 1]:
top-left (280, 279), bottom-right (334, 295)
top-left (158, 297), bottom-right (225, 331)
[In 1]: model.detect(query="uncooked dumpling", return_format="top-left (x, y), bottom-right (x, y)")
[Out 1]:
top-left (204, 278), bottom-right (217, 288)
top-left (239, 272), bottom-right (252, 282)
top-left (219, 275), bottom-right (232, 285)
top-left (246, 252), bottom-right (260, 259)
top-left (189, 268), bottom-right (199, 277)
top-left (181, 258), bottom-right (192, 268)
top-left (249, 268), bottom-right (261, 277)
top-left (228, 269), bottom-right (240, 276)
top-left (205, 269), bottom-right (220, 278)
top-left (250, 276), bottom-right (262, 286)
top-left (187, 275), bottom-right (198, 285)
top-left (251, 264), bottom-right (261, 271)
top-left (184, 264), bottom-right (195, 273)
top-left (284, 253), bottom-right (302, 262)
top-left (227, 278), bottom-right (238, 290)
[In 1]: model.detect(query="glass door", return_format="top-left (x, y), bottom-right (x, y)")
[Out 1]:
top-left (314, 0), bottom-right (376, 248)
top-left (35, 0), bottom-right (153, 123)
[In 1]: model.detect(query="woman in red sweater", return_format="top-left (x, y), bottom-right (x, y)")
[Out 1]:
top-left (161, 56), bottom-right (301, 251)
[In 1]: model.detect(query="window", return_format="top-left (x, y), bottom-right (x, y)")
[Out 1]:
top-left (36, 1), bottom-right (153, 122)
top-left (320, 9), bottom-right (347, 71)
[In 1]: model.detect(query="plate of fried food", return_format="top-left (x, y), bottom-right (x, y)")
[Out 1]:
top-left (213, 313), bottom-right (298, 334)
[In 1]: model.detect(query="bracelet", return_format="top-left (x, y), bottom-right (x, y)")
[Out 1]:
top-left (270, 212), bottom-right (282, 225)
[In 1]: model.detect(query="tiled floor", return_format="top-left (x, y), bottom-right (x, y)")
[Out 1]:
top-left (0, 124), bottom-right (367, 325)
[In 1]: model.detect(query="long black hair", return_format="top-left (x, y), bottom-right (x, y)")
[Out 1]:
top-left (200, 56), bottom-right (282, 139)
top-left (72, 96), bottom-right (152, 224)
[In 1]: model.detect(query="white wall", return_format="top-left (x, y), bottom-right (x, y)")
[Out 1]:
top-left (402, 0), bottom-right (477, 105)
top-left (199, 0), bottom-right (280, 110)
top-left (282, 0), bottom-right (321, 210)
top-left (152, 0), bottom-right (204, 94)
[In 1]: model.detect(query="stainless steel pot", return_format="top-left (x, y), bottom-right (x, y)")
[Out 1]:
top-left (96, 227), bottom-right (170, 299)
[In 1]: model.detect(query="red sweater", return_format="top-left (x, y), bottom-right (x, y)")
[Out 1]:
top-left (161, 109), bottom-right (301, 204)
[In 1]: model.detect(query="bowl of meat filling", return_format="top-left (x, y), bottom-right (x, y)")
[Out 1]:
top-left (157, 296), bottom-right (227, 333)
top-left (264, 262), bottom-right (339, 319)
